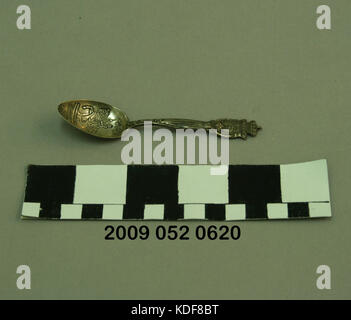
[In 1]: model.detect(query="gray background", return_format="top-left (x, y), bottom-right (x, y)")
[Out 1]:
top-left (0, 0), bottom-right (350, 299)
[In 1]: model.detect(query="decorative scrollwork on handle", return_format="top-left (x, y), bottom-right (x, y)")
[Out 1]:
top-left (129, 118), bottom-right (260, 139)
top-left (208, 119), bottom-right (260, 139)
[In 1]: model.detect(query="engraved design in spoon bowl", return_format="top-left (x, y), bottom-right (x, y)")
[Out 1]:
top-left (58, 100), bottom-right (129, 138)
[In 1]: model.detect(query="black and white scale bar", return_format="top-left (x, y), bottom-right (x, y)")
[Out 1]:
top-left (21, 202), bottom-right (331, 220)
top-left (21, 160), bottom-right (331, 221)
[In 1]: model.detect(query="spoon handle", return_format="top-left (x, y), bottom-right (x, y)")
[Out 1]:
top-left (129, 118), bottom-right (260, 139)
top-left (129, 119), bottom-right (211, 130)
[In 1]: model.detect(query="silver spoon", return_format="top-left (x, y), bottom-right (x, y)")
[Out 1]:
top-left (58, 100), bottom-right (261, 139)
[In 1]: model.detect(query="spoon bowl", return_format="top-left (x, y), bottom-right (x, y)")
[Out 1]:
top-left (58, 100), bottom-right (129, 138)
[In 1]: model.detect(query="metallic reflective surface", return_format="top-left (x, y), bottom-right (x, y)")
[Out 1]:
top-left (58, 100), bottom-right (129, 138)
top-left (58, 100), bottom-right (261, 139)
